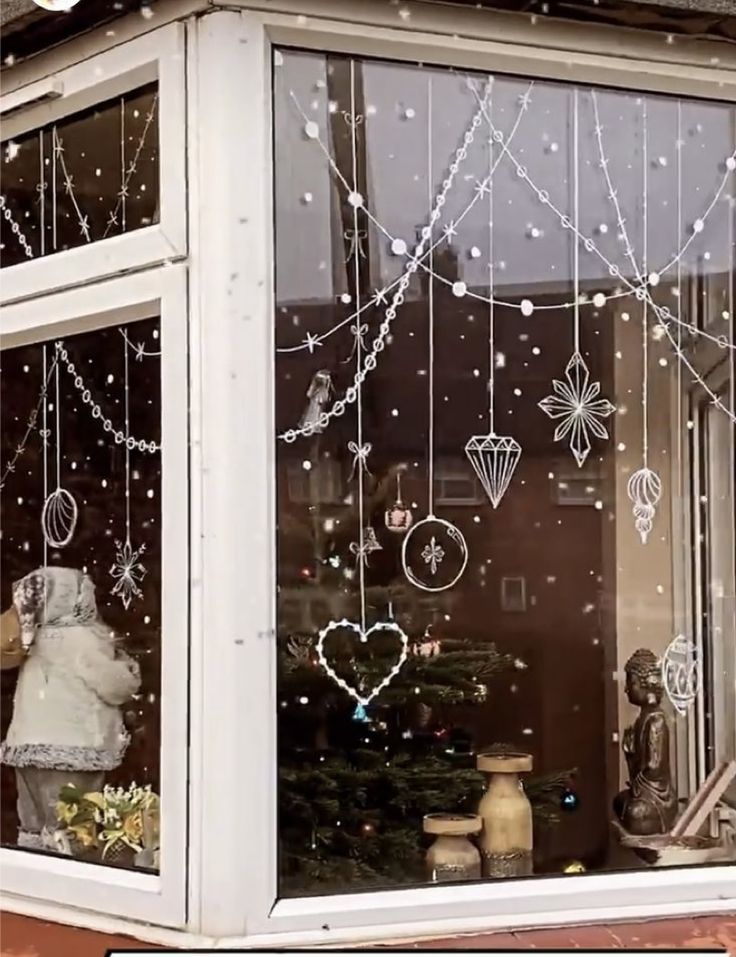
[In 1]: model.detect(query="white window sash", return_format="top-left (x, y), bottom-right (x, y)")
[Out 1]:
top-left (0, 24), bottom-right (186, 307)
top-left (0, 266), bottom-right (189, 928)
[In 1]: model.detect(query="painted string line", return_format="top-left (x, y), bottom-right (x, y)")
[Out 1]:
top-left (278, 77), bottom-right (496, 443)
top-left (0, 195), bottom-right (35, 259)
top-left (469, 83), bottom-right (736, 422)
top-left (278, 79), bottom-right (530, 358)
top-left (55, 341), bottom-right (161, 453)
top-left (467, 80), bottom-right (736, 354)
top-left (0, 356), bottom-right (58, 491)
top-left (284, 83), bottom-right (732, 354)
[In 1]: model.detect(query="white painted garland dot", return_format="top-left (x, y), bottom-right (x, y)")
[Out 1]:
top-left (452, 281), bottom-right (467, 298)
top-left (520, 299), bottom-right (534, 317)
top-left (391, 238), bottom-right (407, 255)
top-left (304, 121), bottom-right (319, 139)
top-left (593, 293), bottom-right (606, 308)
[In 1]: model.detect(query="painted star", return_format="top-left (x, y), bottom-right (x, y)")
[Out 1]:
top-left (538, 352), bottom-right (616, 467)
top-left (474, 179), bottom-right (491, 198)
top-left (110, 539), bottom-right (147, 610)
top-left (373, 288), bottom-right (388, 306)
top-left (303, 332), bottom-right (321, 354)
top-left (443, 222), bottom-right (457, 241)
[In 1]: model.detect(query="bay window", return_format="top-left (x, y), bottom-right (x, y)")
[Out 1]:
top-left (0, 3), bottom-right (734, 946)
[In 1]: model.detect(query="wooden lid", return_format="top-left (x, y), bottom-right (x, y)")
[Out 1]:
top-left (477, 751), bottom-right (533, 773)
top-left (423, 813), bottom-right (482, 836)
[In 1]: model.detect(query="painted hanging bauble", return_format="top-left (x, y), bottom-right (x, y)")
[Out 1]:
top-left (560, 788), bottom-right (580, 813)
top-left (401, 515), bottom-right (468, 593)
top-left (41, 487), bottom-right (78, 548)
top-left (627, 467), bottom-right (662, 544)
top-left (385, 470), bottom-right (413, 533)
top-left (385, 501), bottom-right (413, 533)
top-left (661, 634), bottom-right (700, 716)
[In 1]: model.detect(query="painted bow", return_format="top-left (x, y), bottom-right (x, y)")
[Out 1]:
top-left (348, 440), bottom-right (372, 478)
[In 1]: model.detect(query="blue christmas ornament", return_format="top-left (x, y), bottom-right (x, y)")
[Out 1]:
top-left (560, 788), bottom-right (579, 812)
top-left (352, 703), bottom-right (369, 723)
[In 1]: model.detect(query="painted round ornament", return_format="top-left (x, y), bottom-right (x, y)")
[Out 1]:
top-left (661, 634), bottom-right (701, 716)
top-left (41, 487), bottom-right (78, 548)
top-left (401, 515), bottom-right (468, 592)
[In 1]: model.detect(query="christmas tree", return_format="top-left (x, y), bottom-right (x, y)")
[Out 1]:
top-left (277, 459), bottom-right (576, 896)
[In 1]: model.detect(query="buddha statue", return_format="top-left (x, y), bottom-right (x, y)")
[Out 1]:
top-left (613, 648), bottom-right (678, 836)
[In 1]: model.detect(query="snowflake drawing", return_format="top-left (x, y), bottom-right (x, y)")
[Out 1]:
top-left (538, 351), bottom-right (616, 467)
top-left (110, 539), bottom-right (147, 609)
top-left (421, 536), bottom-right (445, 576)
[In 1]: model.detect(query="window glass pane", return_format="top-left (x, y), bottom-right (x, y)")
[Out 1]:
top-left (274, 49), bottom-right (736, 897)
top-left (1, 320), bottom-right (161, 871)
top-left (1, 84), bottom-right (159, 268)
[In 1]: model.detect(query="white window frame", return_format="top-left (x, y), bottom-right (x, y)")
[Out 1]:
top-left (190, 4), bottom-right (736, 945)
top-left (0, 24), bottom-right (186, 307)
top-left (0, 266), bottom-right (189, 928)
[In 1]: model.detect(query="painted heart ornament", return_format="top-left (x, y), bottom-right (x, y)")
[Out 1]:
top-left (316, 617), bottom-right (409, 708)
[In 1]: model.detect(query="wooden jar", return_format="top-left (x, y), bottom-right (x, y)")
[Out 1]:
top-left (423, 812), bottom-right (482, 883)
top-left (477, 751), bottom-right (533, 879)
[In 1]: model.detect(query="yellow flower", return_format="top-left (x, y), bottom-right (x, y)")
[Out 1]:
top-left (122, 811), bottom-right (143, 844)
top-left (56, 802), bottom-right (78, 825)
top-left (69, 822), bottom-right (98, 848)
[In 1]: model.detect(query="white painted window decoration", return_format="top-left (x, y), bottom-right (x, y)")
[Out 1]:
top-left (0, 268), bottom-right (188, 927)
top-left (1, 84), bottom-right (159, 268)
top-left (272, 39), bottom-right (735, 908)
top-left (1, 2), bottom-right (735, 947)
top-left (0, 23), bottom-right (185, 305)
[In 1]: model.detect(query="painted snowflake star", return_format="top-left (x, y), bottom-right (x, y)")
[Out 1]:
top-left (110, 539), bottom-right (147, 609)
top-left (421, 536), bottom-right (445, 576)
top-left (538, 351), bottom-right (616, 467)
